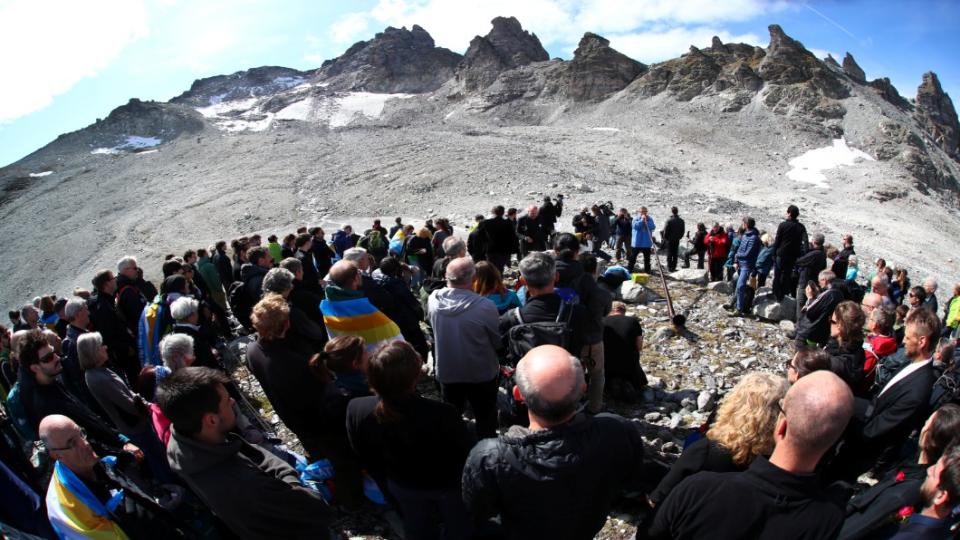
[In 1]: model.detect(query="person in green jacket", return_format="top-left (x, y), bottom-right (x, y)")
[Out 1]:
top-left (196, 248), bottom-right (226, 311)
top-left (266, 235), bottom-right (283, 267)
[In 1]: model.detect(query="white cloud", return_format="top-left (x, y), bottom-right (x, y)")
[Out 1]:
top-left (603, 28), bottom-right (762, 64)
top-left (0, 0), bottom-right (148, 123)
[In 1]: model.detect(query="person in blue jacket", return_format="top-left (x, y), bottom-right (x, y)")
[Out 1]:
top-left (628, 207), bottom-right (656, 274)
top-left (732, 218), bottom-right (761, 316)
top-left (755, 233), bottom-right (775, 288)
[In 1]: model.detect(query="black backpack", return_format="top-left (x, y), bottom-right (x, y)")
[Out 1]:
top-left (505, 300), bottom-right (575, 363)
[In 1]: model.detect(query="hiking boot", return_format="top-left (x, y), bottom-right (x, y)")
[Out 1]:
top-left (722, 303), bottom-right (735, 311)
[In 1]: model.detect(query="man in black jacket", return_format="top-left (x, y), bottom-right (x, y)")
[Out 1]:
top-left (648, 370), bottom-right (853, 540)
top-left (310, 227), bottom-right (336, 278)
top-left (158, 367), bottom-right (333, 539)
top-left (212, 241), bottom-right (234, 291)
top-left (663, 207), bottom-right (685, 272)
top-left (115, 256), bottom-right (147, 339)
top-left (479, 206), bottom-right (517, 274)
top-left (832, 234), bottom-right (855, 279)
top-left (19, 330), bottom-right (142, 459)
top-left (830, 308), bottom-right (938, 480)
top-left (89, 270), bottom-right (139, 385)
top-left (539, 196), bottom-right (558, 237)
top-left (463, 345), bottom-right (645, 539)
top-left (294, 233), bottom-right (322, 295)
top-left (498, 252), bottom-right (587, 361)
top-left (772, 204), bottom-right (807, 301)
top-left (795, 270), bottom-right (844, 346)
top-left (517, 205), bottom-right (545, 256)
top-left (279, 257), bottom-right (325, 324)
top-left (795, 233), bottom-right (827, 321)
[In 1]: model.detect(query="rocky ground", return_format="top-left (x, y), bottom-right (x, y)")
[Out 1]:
top-left (224, 247), bottom-right (792, 540)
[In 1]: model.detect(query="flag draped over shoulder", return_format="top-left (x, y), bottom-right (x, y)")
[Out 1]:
top-left (320, 297), bottom-right (403, 352)
top-left (46, 461), bottom-right (129, 540)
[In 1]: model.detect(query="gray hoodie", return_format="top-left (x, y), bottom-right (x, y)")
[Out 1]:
top-left (428, 287), bottom-right (501, 384)
top-left (167, 430), bottom-right (330, 540)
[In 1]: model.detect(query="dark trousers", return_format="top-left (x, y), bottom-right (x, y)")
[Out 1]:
top-left (486, 252), bottom-right (509, 275)
top-left (709, 258), bottom-right (725, 282)
top-left (387, 480), bottom-right (472, 540)
top-left (772, 255), bottom-right (797, 301)
top-left (683, 249), bottom-right (705, 269)
top-left (614, 237), bottom-right (631, 260)
top-left (592, 241), bottom-right (612, 261)
top-left (441, 377), bottom-right (499, 439)
top-left (665, 240), bottom-right (680, 271)
top-left (628, 247), bottom-right (652, 273)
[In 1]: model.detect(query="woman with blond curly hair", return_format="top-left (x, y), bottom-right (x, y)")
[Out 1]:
top-left (648, 372), bottom-right (788, 507)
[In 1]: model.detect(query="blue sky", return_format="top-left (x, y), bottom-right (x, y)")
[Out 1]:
top-left (1, 0), bottom-right (957, 167)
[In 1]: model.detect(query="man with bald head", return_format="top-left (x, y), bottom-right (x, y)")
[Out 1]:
top-left (41, 415), bottom-right (182, 538)
top-left (428, 257), bottom-right (502, 438)
top-left (462, 345), bottom-right (645, 538)
top-left (649, 370), bottom-right (854, 539)
top-left (319, 260), bottom-right (402, 353)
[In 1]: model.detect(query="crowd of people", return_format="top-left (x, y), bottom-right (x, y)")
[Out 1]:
top-left (0, 196), bottom-right (959, 539)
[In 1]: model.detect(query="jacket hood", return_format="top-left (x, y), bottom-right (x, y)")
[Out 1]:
top-left (555, 259), bottom-right (585, 285)
top-left (239, 263), bottom-right (267, 281)
top-left (167, 429), bottom-right (243, 476)
top-left (868, 334), bottom-right (898, 356)
top-left (431, 287), bottom-right (487, 315)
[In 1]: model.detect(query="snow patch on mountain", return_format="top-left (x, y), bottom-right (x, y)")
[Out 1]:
top-left (786, 138), bottom-right (875, 188)
top-left (90, 136), bottom-right (163, 155)
top-left (29, 171), bottom-right (53, 177)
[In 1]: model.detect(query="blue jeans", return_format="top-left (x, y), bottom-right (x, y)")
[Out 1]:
top-left (736, 263), bottom-right (754, 312)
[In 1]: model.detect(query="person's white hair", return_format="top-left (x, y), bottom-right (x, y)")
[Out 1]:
top-left (924, 277), bottom-right (938, 292)
top-left (169, 297), bottom-right (199, 321)
top-left (343, 247), bottom-right (367, 263)
top-left (515, 352), bottom-right (585, 422)
top-left (20, 304), bottom-right (38, 321)
top-left (117, 256), bottom-right (138, 274)
top-left (262, 268), bottom-right (295, 294)
top-left (63, 297), bottom-right (87, 321)
top-left (160, 333), bottom-right (194, 371)
top-left (76, 332), bottom-right (103, 371)
top-left (442, 236), bottom-right (466, 257)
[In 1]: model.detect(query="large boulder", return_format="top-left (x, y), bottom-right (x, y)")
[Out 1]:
top-left (707, 280), bottom-right (735, 294)
top-left (620, 281), bottom-right (650, 304)
top-left (669, 268), bottom-right (708, 285)
top-left (753, 289), bottom-right (797, 322)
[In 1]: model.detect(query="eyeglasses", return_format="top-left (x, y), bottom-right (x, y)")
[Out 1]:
top-left (776, 399), bottom-right (786, 416)
top-left (861, 302), bottom-right (878, 311)
top-left (39, 350), bottom-right (59, 364)
top-left (46, 428), bottom-right (87, 452)
top-left (784, 358), bottom-right (796, 371)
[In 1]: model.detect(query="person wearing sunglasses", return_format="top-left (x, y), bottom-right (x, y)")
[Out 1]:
top-left (18, 329), bottom-right (142, 462)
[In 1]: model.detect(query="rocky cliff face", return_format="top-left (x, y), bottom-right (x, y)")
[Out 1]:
top-left (546, 32), bottom-right (645, 102)
top-left (171, 66), bottom-right (308, 107)
top-left (454, 16), bottom-right (549, 93)
top-left (316, 25), bottom-right (461, 93)
top-left (841, 53), bottom-right (866, 82)
top-left (915, 72), bottom-right (960, 158)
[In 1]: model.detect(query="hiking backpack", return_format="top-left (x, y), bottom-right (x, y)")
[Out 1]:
top-left (505, 300), bottom-right (576, 364)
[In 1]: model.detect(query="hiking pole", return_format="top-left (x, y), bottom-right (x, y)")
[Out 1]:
top-left (643, 221), bottom-right (687, 331)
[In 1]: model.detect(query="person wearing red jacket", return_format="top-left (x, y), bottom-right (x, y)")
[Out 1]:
top-left (704, 223), bottom-right (730, 282)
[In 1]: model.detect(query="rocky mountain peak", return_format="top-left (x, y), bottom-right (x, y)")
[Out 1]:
top-left (316, 24), bottom-right (461, 93)
top-left (842, 52), bottom-right (866, 81)
top-left (171, 66), bottom-right (307, 107)
top-left (824, 54), bottom-right (840, 68)
top-left (454, 16), bottom-right (549, 93)
top-left (486, 16), bottom-right (549, 67)
top-left (915, 71), bottom-right (959, 158)
top-left (711, 36), bottom-right (726, 52)
top-left (560, 32), bottom-right (645, 101)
